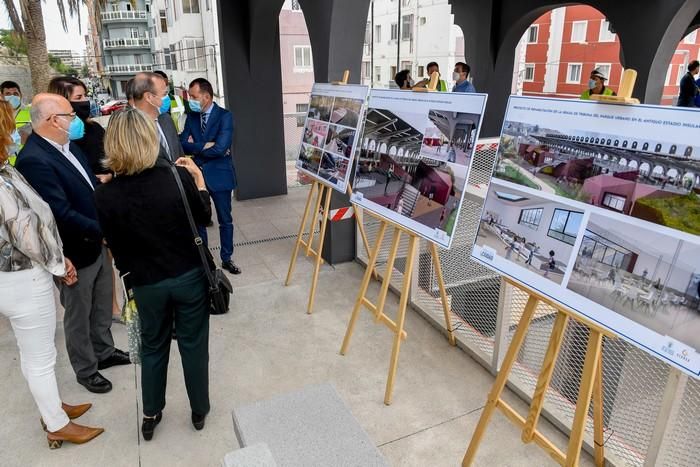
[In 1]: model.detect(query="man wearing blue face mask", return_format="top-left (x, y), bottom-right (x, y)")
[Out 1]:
top-left (580, 68), bottom-right (616, 100)
top-left (16, 93), bottom-right (129, 394)
top-left (2, 81), bottom-right (32, 158)
top-left (131, 72), bottom-right (183, 164)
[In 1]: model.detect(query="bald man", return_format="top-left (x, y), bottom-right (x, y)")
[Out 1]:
top-left (16, 93), bottom-right (130, 394)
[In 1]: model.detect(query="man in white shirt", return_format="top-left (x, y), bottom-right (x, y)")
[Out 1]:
top-left (15, 93), bottom-right (130, 394)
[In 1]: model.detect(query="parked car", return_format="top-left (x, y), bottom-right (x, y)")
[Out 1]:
top-left (100, 99), bottom-right (128, 115)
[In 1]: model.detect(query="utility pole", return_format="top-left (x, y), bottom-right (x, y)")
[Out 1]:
top-left (397, 0), bottom-right (401, 76)
top-left (370, 0), bottom-right (374, 87)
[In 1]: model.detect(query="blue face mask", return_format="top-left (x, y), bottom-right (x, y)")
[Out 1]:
top-left (159, 95), bottom-right (171, 114)
top-left (189, 99), bottom-right (202, 113)
top-left (62, 115), bottom-right (85, 140)
top-left (10, 130), bottom-right (20, 146)
top-left (5, 95), bottom-right (20, 110)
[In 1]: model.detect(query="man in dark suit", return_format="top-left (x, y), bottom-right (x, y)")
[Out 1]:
top-left (180, 78), bottom-right (240, 275)
top-left (677, 60), bottom-right (700, 107)
top-left (131, 72), bottom-right (183, 163)
top-left (15, 93), bottom-right (130, 394)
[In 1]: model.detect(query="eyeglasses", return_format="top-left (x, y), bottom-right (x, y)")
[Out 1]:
top-left (47, 112), bottom-right (76, 121)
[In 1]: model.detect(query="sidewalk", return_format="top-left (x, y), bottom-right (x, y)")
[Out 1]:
top-left (0, 184), bottom-right (591, 466)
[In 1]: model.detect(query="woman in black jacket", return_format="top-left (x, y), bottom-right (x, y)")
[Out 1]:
top-left (94, 107), bottom-right (212, 441)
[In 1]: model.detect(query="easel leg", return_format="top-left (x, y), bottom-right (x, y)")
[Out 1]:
top-left (347, 184), bottom-right (379, 281)
top-left (306, 181), bottom-right (324, 257)
top-left (307, 185), bottom-right (332, 314)
top-left (340, 221), bottom-right (388, 355)
top-left (429, 243), bottom-right (456, 346)
top-left (593, 350), bottom-right (605, 467)
top-left (462, 295), bottom-right (540, 466)
top-left (374, 228), bottom-right (401, 323)
top-left (285, 181), bottom-right (318, 286)
top-left (522, 311), bottom-right (569, 442)
top-left (565, 329), bottom-right (604, 467)
top-left (384, 234), bottom-right (418, 405)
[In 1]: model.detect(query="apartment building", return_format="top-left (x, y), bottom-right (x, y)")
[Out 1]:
top-left (99, 0), bottom-right (154, 97)
top-left (280, 0), bottom-right (315, 115)
top-left (48, 49), bottom-right (85, 69)
top-left (148, 0), bottom-right (225, 103)
top-left (361, 0), bottom-right (465, 88)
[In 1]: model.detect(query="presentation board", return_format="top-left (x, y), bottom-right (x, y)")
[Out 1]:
top-left (295, 83), bottom-right (369, 193)
top-left (471, 96), bottom-right (700, 377)
top-left (350, 89), bottom-right (488, 249)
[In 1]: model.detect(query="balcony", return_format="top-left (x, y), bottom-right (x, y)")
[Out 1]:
top-left (103, 37), bottom-right (150, 50)
top-left (105, 63), bottom-right (153, 75)
top-left (100, 10), bottom-right (148, 22)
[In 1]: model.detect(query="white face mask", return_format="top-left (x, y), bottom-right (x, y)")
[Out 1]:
top-left (588, 79), bottom-right (598, 90)
top-left (408, 78), bottom-right (415, 87)
top-left (452, 71), bottom-right (461, 81)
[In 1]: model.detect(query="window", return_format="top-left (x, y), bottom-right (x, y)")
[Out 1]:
top-left (602, 193), bottom-right (626, 212)
top-left (169, 43), bottom-right (178, 70)
top-left (571, 21), bottom-right (587, 43)
top-left (519, 208), bottom-right (543, 229)
top-left (291, 0), bottom-right (301, 10)
top-left (581, 231), bottom-right (632, 269)
top-left (524, 64), bottom-right (535, 82)
top-left (206, 0), bottom-right (210, 11)
top-left (678, 64), bottom-right (686, 84)
top-left (375, 25), bottom-right (381, 43)
top-left (294, 45), bottom-right (312, 71)
top-left (364, 22), bottom-right (371, 45)
top-left (599, 20), bottom-right (615, 42)
top-left (362, 61), bottom-right (370, 79)
top-left (566, 63), bottom-right (582, 83)
top-left (401, 0), bottom-right (410, 6)
top-left (401, 14), bottom-right (414, 41)
top-left (130, 27), bottom-right (140, 39)
top-left (548, 209), bottom-right (584, 245)
top-left (163, 47), bottom-right (172, 69)
top-left (296, 103), bottom-right (308, 126)
top-left (417, 65), bottom-right (424, 77)
top-left (375, 66), bottom-right (381, 82)
top-left (684, 30), bottom-right (697, 44)
top-left (527, 25), bottom-right (538, 44)
top-left (195, 39), bottom-right (206, 70)
top-left (390, 65), bottom-right (397, 81)
top-left (665, 64), bottom-right (673, 85)
top-left (595, 64), bottom-right (611, 83)
top-left (182, 0), bottom-right (200, 14)
top-left (159, 10), bottom-right (168, 33)
top-left (400, 61), bottom-right (412, 72)
top-left (391, 23), bottom-right (398, 41)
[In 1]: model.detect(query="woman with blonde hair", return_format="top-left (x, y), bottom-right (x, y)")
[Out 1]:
top-left (0, 99), bottom-right (104, 448)
top-left (94, 107), bottom-right (212, 441)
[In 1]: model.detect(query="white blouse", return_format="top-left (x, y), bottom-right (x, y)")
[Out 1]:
top-left (0, 161), bottom-right (65, 276)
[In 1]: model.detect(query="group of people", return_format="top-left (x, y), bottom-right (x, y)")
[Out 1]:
top-left (0, 72), bottom-right (240, 447)
top-left (393, 61), bottom-right (476, 92)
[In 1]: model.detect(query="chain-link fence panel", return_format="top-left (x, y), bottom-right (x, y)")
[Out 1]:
top-left (283, 112), bottom-right (309, 187)
top-left (657, 377), bottom-right (700, 467)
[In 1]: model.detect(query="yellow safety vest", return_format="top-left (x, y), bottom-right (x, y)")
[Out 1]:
top-left (9, 105), bottom-right (31, 166)
top-left (580, 87), bottom-right (615, 100)
top-left (437, 79), bottom-right (448, 92)
top-left (170, 95), bottom-right (185, 133)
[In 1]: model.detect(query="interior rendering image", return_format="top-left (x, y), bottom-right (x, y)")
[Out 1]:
top-left (476, 182), bottom-right (583, 285)
top-left (567, 213), bottom-right (700, 348)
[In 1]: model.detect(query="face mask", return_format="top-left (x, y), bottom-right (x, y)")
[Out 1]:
top-left (71, 101), bottom-right (91, 121)
top-left (10, 129), bottom-right (20, 146)
top-left (588, 79), bottom-right (598, 90)
top-left (189, 99), bottom-right (202, 112)
top-left (452, 72), bottom-right (461, 81)
top-left (5, 95), bottom-right (20, 110)
top-left (159, 95), bottom-right (171, 114)
top-left (60, 115), bottom-right (85, 140)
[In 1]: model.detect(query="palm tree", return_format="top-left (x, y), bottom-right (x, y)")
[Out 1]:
top-left (3, 0), bottom-right (83, 95)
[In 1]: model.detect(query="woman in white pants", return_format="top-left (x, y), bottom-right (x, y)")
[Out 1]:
top-left (0, 100), bottom-right (103, 448)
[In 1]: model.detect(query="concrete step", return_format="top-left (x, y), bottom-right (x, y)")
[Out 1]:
top-left (222, 443), bottom-right (277, 467)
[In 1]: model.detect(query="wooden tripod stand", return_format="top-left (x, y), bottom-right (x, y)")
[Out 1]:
top-left (462, 280), bottom-right (611, 466)
top-left (340, 218), bottom-right (457, 405)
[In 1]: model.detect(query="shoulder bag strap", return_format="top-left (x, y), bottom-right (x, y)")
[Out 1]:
top-left (169, 165), bottom-right (217, 289)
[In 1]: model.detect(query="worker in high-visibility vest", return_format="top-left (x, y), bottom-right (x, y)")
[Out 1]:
top-left (1, 80), bottom-right (31, 165)
top-left (415, 61), bottom-right (448, 91)
top-left (153, 70), bottom-right (187, 133)
top-left (580, 68), bottom-right (616, 100)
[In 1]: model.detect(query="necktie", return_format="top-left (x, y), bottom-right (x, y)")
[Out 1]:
top-left (201, 112), bottom-right (208, 135)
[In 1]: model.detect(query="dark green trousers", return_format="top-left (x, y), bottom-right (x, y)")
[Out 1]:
top-left (133, 268), bottom-right (210, 417)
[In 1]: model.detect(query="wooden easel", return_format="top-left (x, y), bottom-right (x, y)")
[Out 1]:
top-left (461, 279), bottom-right (611, 466)
top-left (463, 70), bottom-right (640, 466)
top-left (285, 71), bottom-right (373, 314)
top-left (339, 73), bottom-right (457, 405)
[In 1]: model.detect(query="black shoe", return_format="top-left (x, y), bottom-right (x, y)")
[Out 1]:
top-left (191, 412), bottom-right (206, 431)
top-left (77, 372), bottom-right (112, 394)
top-left (222, 261), bottom-right (241, 275)
top-left (97, 349), bottom-right (131, 370)
top-left (142, 412), bottom-right (163, 441)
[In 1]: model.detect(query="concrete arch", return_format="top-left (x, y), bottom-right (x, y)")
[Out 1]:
top-left (639, 162), bottom-right (651, 175)
top-left (389, 146), bottom-right (398, 156)
top-left (629, 160), bottom-right (639, 169)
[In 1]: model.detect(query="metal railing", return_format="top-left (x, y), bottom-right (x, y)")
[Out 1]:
top-left (100, 10), bottom-right (148, 22)
top-left (354, 139), bottom-right (699, 467)
top-left (105, 63), bottom-right (153, 74)
top-left (103, 38), bottom-right (150, 49)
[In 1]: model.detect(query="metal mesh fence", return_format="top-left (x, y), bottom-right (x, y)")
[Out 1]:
top-left (354, 138), bottom-right (697, 466)
top-left (283, 111), bottom-right (308, 188)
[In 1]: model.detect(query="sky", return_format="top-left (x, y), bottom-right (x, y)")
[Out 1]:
top-left (1, 0), bottom-right (88, 56)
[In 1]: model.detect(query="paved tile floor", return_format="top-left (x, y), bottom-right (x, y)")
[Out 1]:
top-left (0, 184), bottom-right (593, 466)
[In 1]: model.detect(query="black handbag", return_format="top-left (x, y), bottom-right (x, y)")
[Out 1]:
top-left (170, 165), bottom-right (233, 315)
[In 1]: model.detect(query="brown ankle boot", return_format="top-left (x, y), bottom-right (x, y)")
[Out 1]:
top-left (47, 421), bottom-right (104, 449)
top-left (41, 402), bottom-right (93, 431)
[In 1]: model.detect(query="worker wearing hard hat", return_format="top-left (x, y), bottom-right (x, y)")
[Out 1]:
top-left (580, 68), bottom-right (616, 100)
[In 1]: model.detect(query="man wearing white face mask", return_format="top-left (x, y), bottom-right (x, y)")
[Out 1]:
top-left (452, 62), bottom-right (476, 93)
top-left (580, 68), bottom-right (616, 100)
top-left (16, 93), bottom-right (130, 394)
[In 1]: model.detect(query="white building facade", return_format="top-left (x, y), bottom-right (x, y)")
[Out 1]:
top-left (147, 0), bottom-right (225, 104)
top-left (361, 0), bottom-right (465, 88)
